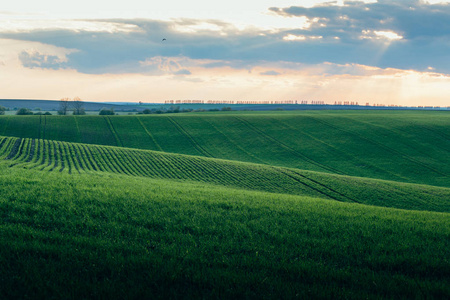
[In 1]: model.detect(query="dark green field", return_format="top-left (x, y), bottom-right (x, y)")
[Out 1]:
top-left (0, 110), bottom-right (449, 299)
top-left (0, 111), bottom-right (448, 187)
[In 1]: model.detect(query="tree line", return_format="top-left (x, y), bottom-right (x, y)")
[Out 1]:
top-left (58, 97), bottom-right (85, 115)
top-left (138, 106), bottom-right (232, 114)
top-left (0, 101), bottom-right (234, 116)
top-left (0, 106), bottom-right (53, 116)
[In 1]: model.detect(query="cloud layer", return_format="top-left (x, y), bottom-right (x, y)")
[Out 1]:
top-left (1, 1), bottom-right (449, 75)
top-left (0, 0), bottom-right (449, 105)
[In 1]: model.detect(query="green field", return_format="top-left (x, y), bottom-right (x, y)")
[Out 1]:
top-left (0, 135), bottom-right (449, 213)
top-left (0, 111), bottom-right (448, 187)
top-left (0, 110), bottom-right (449, 298)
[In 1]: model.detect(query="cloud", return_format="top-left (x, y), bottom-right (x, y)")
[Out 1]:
top-left (270, 0), bottom-right (450, 40)
top-left (0, 38), bottom-right (77, 71)
top-left (260, 70), bottom-right (281, 75)
top-left (0, 11), bottom-right (17, 15)
top-left (174, 69), bottom-right (191, 75)
top-left (18, 50), bottom-right (66, 69)
top-left (1, 56), bottom-right (448, 106)
top-left (0, 34), bottom-right (448, 106)
top-left (0, 1), bottom-right (449, 75)
top-left (140, 56), bottom-right (199, 75)
top-left (0, 19), bottom-right (141, 33)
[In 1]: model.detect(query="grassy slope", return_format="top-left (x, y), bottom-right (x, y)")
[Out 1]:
top-left (0, 111), bottom-right (448, 187)
top-left (0, 164), bottom-right (449, 299)
top-left (1, 111), bottom-right (449, 299)
top-left (1, 135), bottom-right (449, 213)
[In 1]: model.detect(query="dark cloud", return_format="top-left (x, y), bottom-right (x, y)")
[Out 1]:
top-left (18, 50), bottom-right (66, 70)
top-left (270, 0), bottom-right (450, 39)
top-left (268, 0), bottom-right (450, 72)
top-left (2, 1), bottom-right (450, 74)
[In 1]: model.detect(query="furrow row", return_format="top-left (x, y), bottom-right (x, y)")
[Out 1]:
top-left (2, 135), bottom-right (446, 211)
top-left (233, 116), bottom-right (344, 175)
top-left (0, 135), bottom-right (339, 197)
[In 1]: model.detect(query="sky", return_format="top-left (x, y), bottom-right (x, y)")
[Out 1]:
top-left (0, 0), bottom-right (449, 106)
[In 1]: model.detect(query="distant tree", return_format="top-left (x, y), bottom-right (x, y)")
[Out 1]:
top-left (221, 107), bottom-right (232, 111)
top-left (72, 97), bottom-right (86, 115)
top-left (167, 106), bottom-right (180, 113)
top-left (99, 108), bottom-right (115, 115)
top-left (142, 108), bottom-right (152, 114)
top-left (58, 98), bottom-right (70, 115)
top-left (44, 112), bottom-right (52, 115)
top-left (0, 105), bottom-right (6, 115)
top-left (16, 108), bottom-right (33, 115)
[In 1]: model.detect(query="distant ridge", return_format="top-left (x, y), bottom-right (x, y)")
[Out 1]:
top-left (1, 99), bottom-right (448, 111)
top-left (0, 99), bottom-right (141, 111)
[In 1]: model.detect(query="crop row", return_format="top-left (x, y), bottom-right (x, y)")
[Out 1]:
top-left (1, 135), bottom-right (449, 212)
top-left (0, 136), bottom-right (332, 199)
top-left (1, 113), bottom-right (449, 188)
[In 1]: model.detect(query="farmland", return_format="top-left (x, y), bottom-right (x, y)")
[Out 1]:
top-left (0, 135), bottom-right (449, 212)
top-left (0, 110), bottom-right (449, 299)
top-left (0, 111), bottom-right (448, 187)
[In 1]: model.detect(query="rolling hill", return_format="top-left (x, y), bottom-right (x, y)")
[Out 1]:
top-left (0, 110), bottom-right (449, 299)
top-left (0, 135), bottom-right (449, 212)
top-left (0, 111), bottom-right (448, 187)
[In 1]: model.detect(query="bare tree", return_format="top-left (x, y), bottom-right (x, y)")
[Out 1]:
top-left (58, 98), bottom-right (70, 115)
top-left (72, 97), bottom-right (86, 115)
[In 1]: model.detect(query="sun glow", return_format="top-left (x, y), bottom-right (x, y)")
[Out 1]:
top-left (171, 22), bottom-right (227, 34)
top-left (283, 34), bottom-right (322, 41)
top-left (283, 34), bottom-right (306, 41)
top-left (374, 31), bottom-right (403, 40)
top-left (360, 30), bottom-right (403, 41)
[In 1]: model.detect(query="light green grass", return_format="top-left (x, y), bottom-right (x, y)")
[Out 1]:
top-left (0, 164), bottom-right (449, 299)
top-left (1, 135), bottom-right (449, 213)
top-left (1, 110), bottom-right (449, 299)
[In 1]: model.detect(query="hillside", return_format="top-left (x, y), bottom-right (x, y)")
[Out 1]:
top-left (0, 164), bottom-right (449, 299)
top-left (0, 111), bottom-right (448, 187)
top-left (0, 110), bottom-right (449, 299)
top-left (1, 135), bottom-right (449, 212)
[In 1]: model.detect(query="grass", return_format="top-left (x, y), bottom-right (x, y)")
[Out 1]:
top-left (0, 110), bottom-right (449, 299)
top-left (0, 164), bottom-right (449, 299)
top-left (1, 135), bottom-right (449, 213)
top-left (0, 111), bottom-right (448, 187)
